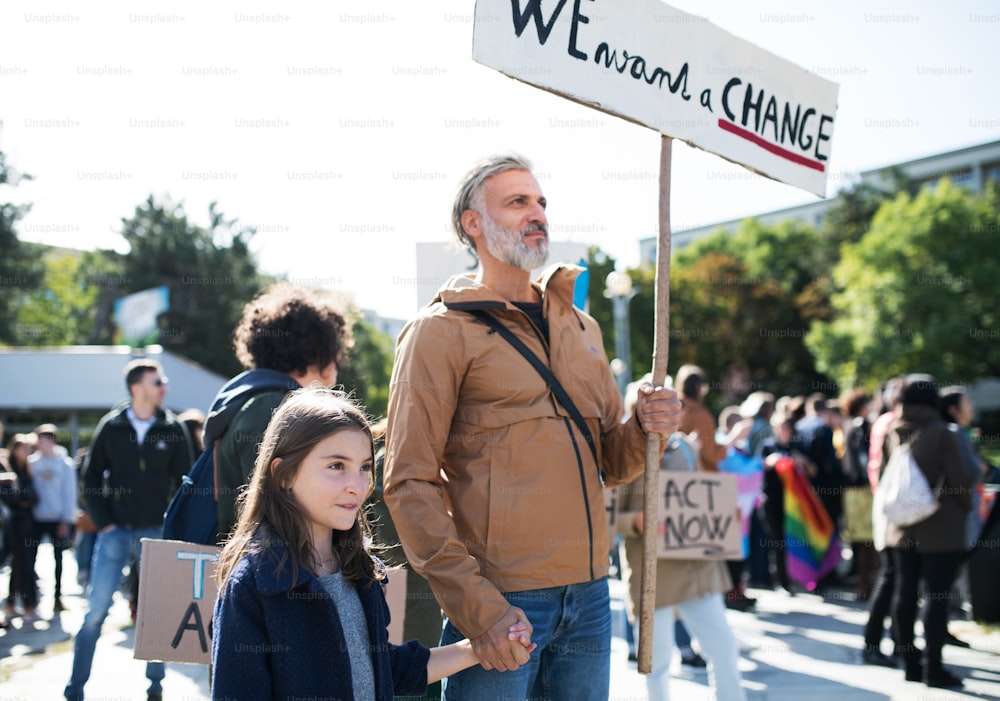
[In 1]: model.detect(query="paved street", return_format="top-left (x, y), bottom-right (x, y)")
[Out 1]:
top-left (2, 543), bottom-right (999, 700)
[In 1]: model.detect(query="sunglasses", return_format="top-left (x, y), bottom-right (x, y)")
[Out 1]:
top-left (153, 377), bottom-right (169, 387)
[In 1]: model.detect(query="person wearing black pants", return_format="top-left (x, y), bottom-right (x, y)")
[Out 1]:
top-left (882, 375), bottom-right (972, 689)
top-left (892, 549), bottom-right (965, 684)
top-left (861, 548), bottom-right (897, 665)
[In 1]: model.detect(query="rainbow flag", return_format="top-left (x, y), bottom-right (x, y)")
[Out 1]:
top-left (718, 449), bottom-right (764, 558)
top-left (776, 456), bottom-right (841, 590)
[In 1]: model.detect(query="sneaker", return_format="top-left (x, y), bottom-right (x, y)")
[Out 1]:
top-left (944, 631), bottom-right (971, 648)
top-left (925, 667), bottom-right (963, 688)
top-left (22, 610), bottom-right (40, 625)
top-left (725, 592), bottom-right (757, 612)
top-left (861, 649), bottom-right (896, 667)
top-left (681, 651), bottom-right (707, 668)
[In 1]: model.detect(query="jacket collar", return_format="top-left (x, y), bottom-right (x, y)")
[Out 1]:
top-left (247, 531), bottom-right (319, 596)
top-left (109, 404), bottom-right (169, 426)
top-left (437, 263), bottom-right (582, 313)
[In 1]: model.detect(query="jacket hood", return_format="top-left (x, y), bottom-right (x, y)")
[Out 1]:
top-left (898, 403), bottom-right (941, 426)
top-left (202, 369), bottom-right (300, 444)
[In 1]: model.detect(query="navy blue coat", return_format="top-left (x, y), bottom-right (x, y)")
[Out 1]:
top-left (212, 535), bottom-right (429, 701)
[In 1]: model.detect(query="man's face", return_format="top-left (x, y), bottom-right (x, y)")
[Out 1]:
top-left (37, 434), bottom-right (56, 455)
top-left (134, 370), bottom-right (168, 407)
top-left (476, 169), bottom-right (549, 272)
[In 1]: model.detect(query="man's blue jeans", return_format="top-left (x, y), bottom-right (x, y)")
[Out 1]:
top-left (64, 526), bottom-right (164, 700)
top-left (441, 577), bottom-right (611, 701)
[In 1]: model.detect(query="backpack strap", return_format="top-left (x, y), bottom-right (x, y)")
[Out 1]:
top-left (468, 309), bottom-right (599, 468)
top-left (211, 439), bottom-right (221, 504)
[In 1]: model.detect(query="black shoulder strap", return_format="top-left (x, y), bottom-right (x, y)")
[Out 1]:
top-left (468, 310), bottom-right (599, 467)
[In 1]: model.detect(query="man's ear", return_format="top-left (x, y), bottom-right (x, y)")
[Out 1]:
top-left (461, 209), bottom-right (481, 238)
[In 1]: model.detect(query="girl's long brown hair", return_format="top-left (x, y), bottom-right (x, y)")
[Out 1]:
top-left (215, 387), bottom-right (381, 591)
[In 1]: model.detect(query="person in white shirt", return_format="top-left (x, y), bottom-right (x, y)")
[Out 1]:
top-left (28, 424), bottom-right (78, 612)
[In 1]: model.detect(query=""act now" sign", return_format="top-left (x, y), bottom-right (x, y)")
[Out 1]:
top-left (473, 0), bottom-right (839, 197)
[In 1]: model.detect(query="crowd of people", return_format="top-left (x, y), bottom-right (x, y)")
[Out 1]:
top-left (0, 423), bottom-right (77, 628)
top-left (627, 367), bottom-right (996, 693)
top-left (0, 153), bottom-right (996, 700)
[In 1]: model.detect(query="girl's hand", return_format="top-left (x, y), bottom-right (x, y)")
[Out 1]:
top-left (507, 620), bottom-right (538, 653)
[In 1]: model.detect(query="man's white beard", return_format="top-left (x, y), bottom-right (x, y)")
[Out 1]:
top-left (481, 213), bottom-right (550, 272)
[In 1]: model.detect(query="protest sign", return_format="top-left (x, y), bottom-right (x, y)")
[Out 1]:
top-left (473, 0), bottom-right (839, 197)
top-left (655, 471), bottom-right (742, 560)
top-left (134, 538), bottom-right (220, 665)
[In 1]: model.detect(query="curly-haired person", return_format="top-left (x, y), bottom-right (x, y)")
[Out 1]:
top-left (210, 282), bottom-right (352, 540)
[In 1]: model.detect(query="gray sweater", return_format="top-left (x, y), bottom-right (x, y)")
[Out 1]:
top-left (319, 570), bottom-right (376, 701)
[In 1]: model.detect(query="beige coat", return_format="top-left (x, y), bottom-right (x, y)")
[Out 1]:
top-left (384, 265), bottom-right (649, 638)
top-left (616, 453), bottom-right (732, 619)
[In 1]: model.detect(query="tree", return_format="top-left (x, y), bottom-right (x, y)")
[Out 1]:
top-left (14, 250), bottom-right (101, 345)
top-left (0, 130), bottom-right (44, 343)
top-left (336, 316), bottom-right (395, 421)
top-left (822, 166), bottom-right (916, 254)
top-left (806, 180), bottom-right (1000, 388)
top-left (621, 216), bottom-right (834, 402)
top-left (584, 246), bottom-right (618, 360)
top-left (109, 196), bottom-right (273, 375)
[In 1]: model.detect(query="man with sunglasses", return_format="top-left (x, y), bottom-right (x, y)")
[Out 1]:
top-left (65, 359), bottom-right (193, 701)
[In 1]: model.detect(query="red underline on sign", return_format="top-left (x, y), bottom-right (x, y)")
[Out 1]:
top-left (717, 119), bottom-right (825, 172)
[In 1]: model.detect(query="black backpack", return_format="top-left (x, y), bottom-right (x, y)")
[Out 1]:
top-left (162, 369), bottom-right (299, 545)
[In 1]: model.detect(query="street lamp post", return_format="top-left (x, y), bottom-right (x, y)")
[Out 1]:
top-left (604, 270), bottom-right (636, 398)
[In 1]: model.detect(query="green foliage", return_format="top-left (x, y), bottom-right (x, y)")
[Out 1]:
top-left (112, 196), bottom-right (274, 376)
top-left (15, 251), bottom-right (100, 345)
top-left (631, 253), bottom-right (824, 406)
top-left (822, 167), bottom-right (916, 253)
top-left (584, 246), bottom-right (617, 360)
top-left (337, 316), bottom-right (395, 421)
top-left (0, 139), bottom-right (44, 344)
top-left (807, 180), bottom-right (1000, 388)
top-left (625, 217), bottom-right (833, 403)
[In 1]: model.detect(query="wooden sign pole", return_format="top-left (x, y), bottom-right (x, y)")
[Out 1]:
top-left (638, 134), bottom-right (673, 674)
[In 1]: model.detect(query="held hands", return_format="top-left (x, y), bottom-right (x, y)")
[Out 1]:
top-left (470, 605), bottom-right (536, 672)
top-left (507, 619), bottom-right (537, 654)
top-left (635, 383), bottom-right (682, 440)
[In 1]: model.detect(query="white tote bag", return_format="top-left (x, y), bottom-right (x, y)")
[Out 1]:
top-left (877, 443), bottom-right (939, 528)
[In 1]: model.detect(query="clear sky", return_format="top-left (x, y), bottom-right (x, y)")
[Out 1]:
top-left (2, 0), bottom-right (998, 320)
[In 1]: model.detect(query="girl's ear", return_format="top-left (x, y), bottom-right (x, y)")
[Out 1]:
top-left (270, 458), bottom-right (286, 489)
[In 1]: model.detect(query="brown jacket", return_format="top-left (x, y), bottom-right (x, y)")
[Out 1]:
top-left (615, 443), bottom-right (732, 617)
top-left (384, 266), bottom-right (648, 638)
top-left (883, 404), bottom-right (972, 552)
top-left (679, 400), bottom-right (724, 472)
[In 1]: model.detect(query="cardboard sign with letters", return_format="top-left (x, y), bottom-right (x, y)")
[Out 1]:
top-left (473, 0), bottom-right (839, 197)
top-left (134, 538), bottom-right (221, 665)
top-left (656, 472), bottom-right (741, 559)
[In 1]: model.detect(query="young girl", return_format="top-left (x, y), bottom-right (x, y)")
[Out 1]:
top-left (212, 387), bottom-right (533, 700)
